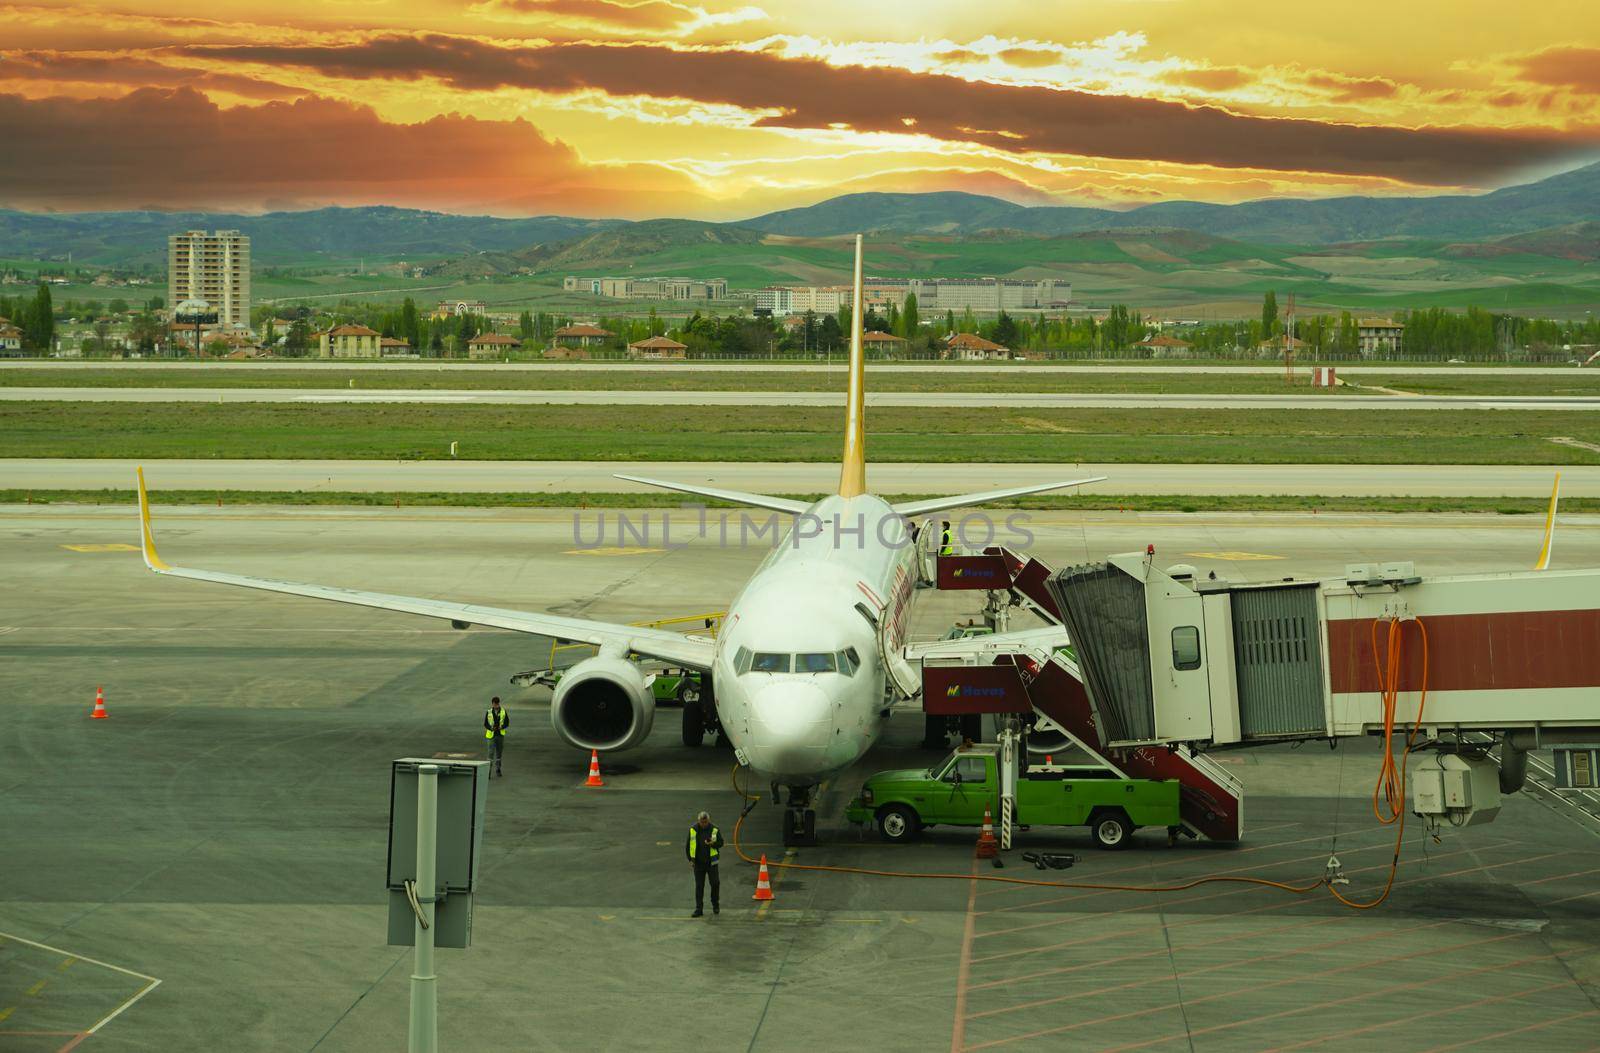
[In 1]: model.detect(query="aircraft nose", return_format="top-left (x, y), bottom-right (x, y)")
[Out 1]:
top-left (743, 681), bottom-right (834, 778)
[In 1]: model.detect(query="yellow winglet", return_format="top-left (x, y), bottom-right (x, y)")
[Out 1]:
top-left (135, 467), bottom-right (171, 572)
top-left (1534, 471), bottom-right (1560, 571)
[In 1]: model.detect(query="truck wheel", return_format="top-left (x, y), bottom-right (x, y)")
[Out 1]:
top-left (676, 679), bottom-right (700, 708)
top-left (681, 700), bottom-right (705, 747)
top-left (877, 805), bottom-right (920, 843)
top-left (1090, 809), bottom-right (1133, 850)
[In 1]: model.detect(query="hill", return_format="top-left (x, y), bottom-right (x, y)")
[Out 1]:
top-left (0, 206), bottom-right (622, 268)
top-left (743, 161), bottom-right (1600, 243)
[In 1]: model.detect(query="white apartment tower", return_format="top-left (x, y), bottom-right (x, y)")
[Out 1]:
top-left (168, 230), bottom-right (251, 328)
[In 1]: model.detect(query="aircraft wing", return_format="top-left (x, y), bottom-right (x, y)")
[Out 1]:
top-left (135, 470), bottom-right (716, 669)
top-left (892, 476), bottom-right (1106, 518)
top-left (612, 474), bottom-right (811, 515)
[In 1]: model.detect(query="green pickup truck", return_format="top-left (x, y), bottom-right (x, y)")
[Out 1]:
top-left (843, 744), bottom-right (1182, 849)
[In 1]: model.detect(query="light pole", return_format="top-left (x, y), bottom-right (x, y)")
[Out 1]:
top-left (408, 764), bottom-right (439, 1053)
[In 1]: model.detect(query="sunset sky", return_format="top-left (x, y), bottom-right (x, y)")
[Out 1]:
top-left (2, 0), bottom-right (1598, 218)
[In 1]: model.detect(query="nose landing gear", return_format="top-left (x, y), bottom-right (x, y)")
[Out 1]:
top-left (781, 784), bottom-right (818, 847)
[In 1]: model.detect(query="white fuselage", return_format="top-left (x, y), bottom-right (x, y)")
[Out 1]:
top-left (711, 494), bottom-right (918, 786)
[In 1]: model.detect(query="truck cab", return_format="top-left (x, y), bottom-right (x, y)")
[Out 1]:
top-left (844, 744), bottom-right (1181, 849)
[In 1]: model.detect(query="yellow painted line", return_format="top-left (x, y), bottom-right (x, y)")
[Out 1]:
top-left (562, 546), bottom-right (663, 556)
top-left (57, 957), bottom-right (75, 972)
top-left (1185, 551), bottom-right (1285, 561)
top-left (60, 543), bottom-right (139, 552)
top-left (26, 980), bottom-right (46, 996)
top-left (756, 847), bottom-right (798, 921)
top-left (0, 1007), bottom-right (13, 1022)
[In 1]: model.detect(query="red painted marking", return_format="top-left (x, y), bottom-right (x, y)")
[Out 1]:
top-left (1328, 609), bottom-right (1600, 694)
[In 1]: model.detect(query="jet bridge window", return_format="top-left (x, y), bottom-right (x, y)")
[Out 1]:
top-left (750, 652), bottom-right (791, 673)
top-left (1171, 625), bottom-right (1202, 671)
top-left (796, 652), bottom-right (837, 674)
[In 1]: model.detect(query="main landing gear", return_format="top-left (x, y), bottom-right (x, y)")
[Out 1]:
top-left (778, 783), bottom-right (818, 847)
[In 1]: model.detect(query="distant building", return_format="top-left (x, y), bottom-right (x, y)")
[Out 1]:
top-left (1257, 335), bottom-right (1307, 355)
top-left (434, 300), bottom-right (488, 319)
top-left (1135, 334), bottom-right (1193, 356)
top-left (544, 346), bottom-right (590, 360)
top-left (627, 335), bottom-right (688, 360)
top-left (756, 286), bottom-right (848, 316)
top-left (864, 277), bottom-right (1066, 313)
top-left (860, 331), bottom-right (908, 355)
top-left (568, 276), bottom-right (727, 301)
top-left (552, 323), bottom-right (614, 349)
top-left (0, 322), bottom-right (23, 354)
top-left (379, 337), bottom-right (413, 357)
top-left (946, 332), bottom-right (1010, 361)
top-left (318, 324), bottom-right (382, 358)
top-left (467, 332), bottom-right (521, 359)
top-left (168, 230), bottom-right (250, 329)
top-left (1358, 318), bottom-right (1405, 356)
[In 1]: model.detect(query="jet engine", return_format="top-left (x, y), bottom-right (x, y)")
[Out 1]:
top-left (550, 656), bottom-right (655, 752)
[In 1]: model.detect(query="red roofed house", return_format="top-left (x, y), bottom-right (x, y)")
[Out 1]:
top-left (627, 335), bottom-right (688, 360)
top-left (318, 324), bottom-right (381, 358)
top-left (1134, 334), bottom-right (1193, 357)
top-left (467, 332), bottom-right (521, 359)
top-left (552, 323), bottom-right (614, 350)
top-left (945, 331), bottom-right (1009, 361)
top-left (379, 336), bottom-right (414, 357)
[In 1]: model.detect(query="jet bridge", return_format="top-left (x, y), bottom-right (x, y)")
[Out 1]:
top-left (1043, 551), bottom-right (1600, 832)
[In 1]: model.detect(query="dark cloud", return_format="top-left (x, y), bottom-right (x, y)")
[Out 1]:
top-left (175, 36), bottom-right (1597, 186)
top-left (0, 87), bottom-right (691, 212)
top-left (1513, 46), bottom-right (1600, 94)
top-left (1163, 66), bottom-right (1253, 92)
top-left (996, 47), bottom-right (1063, 70)
top-left (0, 51), bottom-right (306, 100)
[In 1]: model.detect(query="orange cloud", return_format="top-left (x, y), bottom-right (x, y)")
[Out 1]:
top-left (1513, 46), bottom-right (1600, 94)
top-left (1301, 70), bottom-right (1400, 103)
top-left (177, 36), bottom-right (1599, 186)
top-left (0, 87), bottom-right (695, 213)
top-left (1163, 66), bottom-right (1253, 92)
top-left (0, 51), bottom-right (306, 100)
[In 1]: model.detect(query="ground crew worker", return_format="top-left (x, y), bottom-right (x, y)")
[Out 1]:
top-left (484, 696), bottom-right (508, 777)
top-left (686, 810), bottom-right (723, 917)
top-left (939, 520), bottom-right (954, 556)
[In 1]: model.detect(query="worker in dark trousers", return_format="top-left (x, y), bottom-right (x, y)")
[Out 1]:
top-left (484, 696), bottom-right (508, 777)
top-left (686, 810), bottom-right (724, 917)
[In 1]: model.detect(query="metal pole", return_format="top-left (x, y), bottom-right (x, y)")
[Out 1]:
top-left (409, 764), bottom-right (439, 1053)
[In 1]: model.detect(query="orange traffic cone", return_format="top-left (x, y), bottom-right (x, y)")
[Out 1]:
top-left (752, 855), bottom-right (775, 901)
top-left (975, 806), bottom-right (999, 859)
top-left (90, 687), bottom-right (108, 720)
top-left (584, 750), bottom-right (605, 787)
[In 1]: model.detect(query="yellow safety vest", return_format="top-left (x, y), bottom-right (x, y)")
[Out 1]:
top-left (939, 525), bottom-right (954, 556)
top-left (485, 708), bottom-right (507, 739)
top-left (686, 826), bottom-right (720, 863)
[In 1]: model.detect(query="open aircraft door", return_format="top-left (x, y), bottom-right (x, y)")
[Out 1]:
top-left (881, 617), bottom-right (922, 700)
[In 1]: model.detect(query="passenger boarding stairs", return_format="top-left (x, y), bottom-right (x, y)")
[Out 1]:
top-left (922, 548), bottom-right (1245, 842)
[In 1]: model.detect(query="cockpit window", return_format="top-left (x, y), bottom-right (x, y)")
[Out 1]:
top-left (837, 649), bottom-right (857, 677)
top-left (750, 652), bottom-right (791, 673)
top-left (733, 646), bottom-right (753, 675)
top-left (796, 652), bottom-right (837, 673)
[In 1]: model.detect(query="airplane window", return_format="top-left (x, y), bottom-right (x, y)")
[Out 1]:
top-left (751, 652), bottom-right (791, 673)
top-left (797, 652), bottom-right (837, 673)
top-left (734, 646), bottom-right (753, 675)
top-left (836, 650), bottom-right (856, 676)
top-left (844, 646), bottom-right (860, 667)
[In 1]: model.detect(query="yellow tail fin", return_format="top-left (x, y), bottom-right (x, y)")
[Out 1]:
top-left (838, 233), bottom-right (866, 497)
top-left (1534, 471), bottom-right (1560, 570)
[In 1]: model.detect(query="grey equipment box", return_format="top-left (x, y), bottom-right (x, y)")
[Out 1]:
top-left (386, 758), bottom-right (489, 949)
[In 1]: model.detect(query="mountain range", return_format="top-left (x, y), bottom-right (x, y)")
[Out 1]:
top-left (1, 161), bottom-right (1595, 268)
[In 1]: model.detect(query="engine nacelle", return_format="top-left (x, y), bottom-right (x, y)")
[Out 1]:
top-left (550, 656), bottom-right (655, 752)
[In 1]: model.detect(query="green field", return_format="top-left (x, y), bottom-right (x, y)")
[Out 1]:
top-left (6, 489), bottom-right (1594, 516)
top-left (3, 402), bottom-right (1596, 464)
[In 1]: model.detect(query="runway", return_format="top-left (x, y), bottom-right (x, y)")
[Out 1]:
top-left (7, 457), bottom-right (1592, 497)
top-left (6, 385), bottom-right (1600, 410)
top-left (3, 360), bottom-right (1591, 375)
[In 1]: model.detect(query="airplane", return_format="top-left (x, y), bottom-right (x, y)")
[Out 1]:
top-left (134, 234), bottom-right (1104, 845)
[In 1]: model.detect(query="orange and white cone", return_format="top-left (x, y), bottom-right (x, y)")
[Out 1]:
top-left (584, 749), bottom-right (605, 787)
top-left (752, 854), bottom-right (775, 901)
top-left (975, 806), bottom-right (999, 859)
top-left (90, 686), bottom-right (108, 720)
